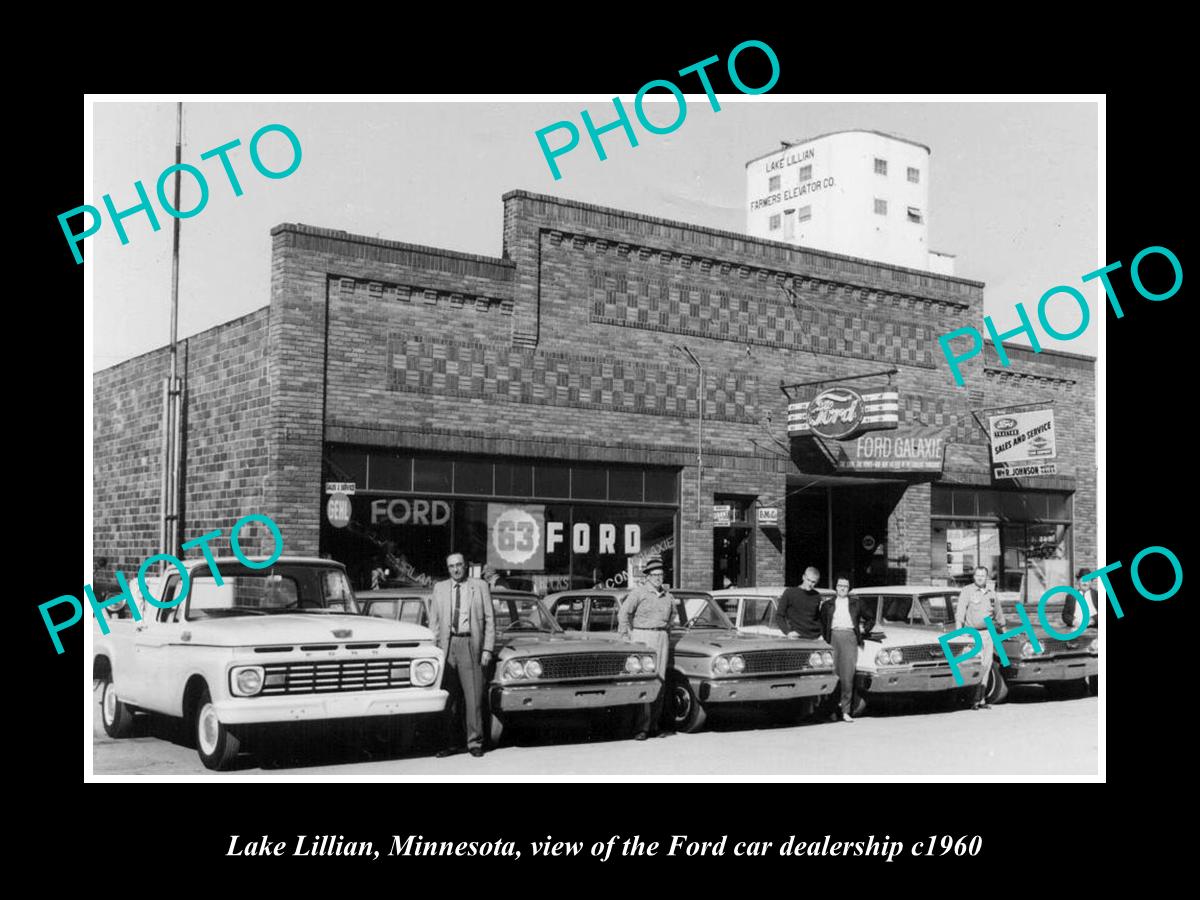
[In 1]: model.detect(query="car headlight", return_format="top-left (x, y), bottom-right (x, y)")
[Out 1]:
top-left (888, 648), bottom-right (904, 665)
top-left (809, 651), bottom-right (822, 667)
top-left (640, 654), bottom-right (656, 673)
top-left (412, 658), bottom-right (439, 686)
top-left (823, 651), bottom-right (834, 667)
top-left (875, 650), bottom-right (890, 666)
top-left (231, 666), bottom-right (263, 696)
top-left (1020, 641), bottom-right (1035, 659)
top-left (625, 655), bottom-right (642, 674)
top-left (504, 659), bottom-right (526, 680)
top-left (729, 655), bottom-right (745, 674)
top-left (524, 659), bottom-right (543, 679)
top-left (713, 656), bottom-right (730, 675)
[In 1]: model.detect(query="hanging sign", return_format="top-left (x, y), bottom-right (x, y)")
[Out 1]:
top-left (788, 387), bottom-right (900, 440)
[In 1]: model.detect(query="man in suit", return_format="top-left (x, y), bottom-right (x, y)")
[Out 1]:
top-left (428, 553), bottom-right (495, 757)
top-left (820, 576), bottom-right (871, 722)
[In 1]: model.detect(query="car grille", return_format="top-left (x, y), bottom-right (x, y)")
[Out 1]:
top-left (741, 649), bottom-right (820, 674)
top-left (538, 652), bottom-right (638, 680)
top-left (259, 659), bottom-right (413, 695)
top-left (895, 643), bottom-right (958, 665)
top-left (1039, 638), bottom-right (1095, 656)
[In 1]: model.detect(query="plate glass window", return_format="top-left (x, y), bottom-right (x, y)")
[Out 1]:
top-left (907, 166), bottom-right (920, 183)
top-left (874, 158), bottom-right (888, 175)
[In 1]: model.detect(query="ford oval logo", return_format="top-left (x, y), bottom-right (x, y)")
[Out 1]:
top-left (807, 387), bottom-right (865, 439)
top-left (332, 629), bottom-right (352, 639)
top-left (995, 417), bottom-right (1018, 430)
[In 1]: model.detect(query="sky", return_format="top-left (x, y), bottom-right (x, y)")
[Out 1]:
top-left (90, 98), bottom-right (1099, 370)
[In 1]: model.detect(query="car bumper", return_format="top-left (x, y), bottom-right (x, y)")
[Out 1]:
top-left (696, 671), bottom-right (835, 705)
top-left (491, 679), bottom-right (661, 713)
top-left (857, 662), bottom-right (983, 694)
top-left (1005, 655), bottom-right (1097, 684)
top-left (214, 687), bottom-right (449, 724)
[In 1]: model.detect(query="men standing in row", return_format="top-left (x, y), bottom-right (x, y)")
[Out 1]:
top-left (429, 552), bottom-right (495, 757)
top-left (618, 556), bottom-right (676, 740)
top-left (820, 575), bottom-right (870, 723)
top-left (955, 565), bottom-right (1006, 710)
top-left (775, 565), bottom-right (824, 640)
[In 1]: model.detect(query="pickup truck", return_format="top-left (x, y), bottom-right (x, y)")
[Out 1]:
top-left (93, 556), bottom-right (448, 770)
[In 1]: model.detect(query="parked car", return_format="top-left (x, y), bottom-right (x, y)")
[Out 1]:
top-left (361, 587), bottom-right (662, 744)
top-left (848, 586), bottom-right (987, 715)
top-left (93, 557), bottom-right (448, 770)
top-left (984, 596), bottom-right (1098, 703)
top-left (710, 586), bottom-right (834, 636)
top-left (543, 588), bottom-right (836, 733)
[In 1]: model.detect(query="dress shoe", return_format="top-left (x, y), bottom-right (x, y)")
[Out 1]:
top-left (436, 747), bottom-right (464, 758)
top-left (841, 712), bottom-right (854, 723)
top-left (469, 748), bottom-right (484, 757)
top-left (634, 731), bottom-right (648, 741)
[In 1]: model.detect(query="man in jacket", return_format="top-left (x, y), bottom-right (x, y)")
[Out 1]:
top-left (955, 566), bottom-right (1006, 710)
top-left (820, 576), bottom-right (871, 722)
top-left (618, 556), bottom-right (676, 740)
top-left (428, 553), bottom-right (496, 757)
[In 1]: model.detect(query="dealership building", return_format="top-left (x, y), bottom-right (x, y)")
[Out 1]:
top-left (94, 186), bottom-right (1096, 601)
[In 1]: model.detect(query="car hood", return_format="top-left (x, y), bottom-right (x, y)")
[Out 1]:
top-left (872, 622), bottom-right (970, 648)
top-left (185, 614), bottom-right (433, 647)
top-left (676, 629), bottom-right (826, 653)
top-left (500, 633), bottom-right (653, 656)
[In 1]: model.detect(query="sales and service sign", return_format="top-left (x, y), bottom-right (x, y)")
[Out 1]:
top-left (788, 387), bottom-right (900, 440)
top-left (989, 409), bottom-right (1057, 480)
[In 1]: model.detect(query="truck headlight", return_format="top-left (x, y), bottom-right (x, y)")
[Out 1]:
top-left (1020, 641), bottom-right (1035, 659)
top-left (729, 655), bottom-right (745, 674)
top-left (625, 655), bottom-right (643, 674)
top-left (525, 659), bottom-right (543, 679)
top-left (713, 656), bottom-right (730, 675)
top-left (231, 666), bottom-right (263, 696)
top-left (411, 659), bottom-right (439, 686)
top-left (640, 655), bottom-right (656, 673)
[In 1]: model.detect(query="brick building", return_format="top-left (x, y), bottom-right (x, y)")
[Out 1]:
top-left (94, 190), bottom-right (1095, 602)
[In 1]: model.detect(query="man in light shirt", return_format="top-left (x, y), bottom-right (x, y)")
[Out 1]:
top-left (820, 576), bottom-right (870, 722)
top-left (954, 566), bottom-right (1006, 710)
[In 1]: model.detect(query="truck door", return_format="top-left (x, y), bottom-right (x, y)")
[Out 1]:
top-left (131, 574), bottom-right (186, 712)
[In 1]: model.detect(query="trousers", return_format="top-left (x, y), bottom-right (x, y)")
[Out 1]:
top-left (830, 629), bottom-right (858, 715)
top-left (974, 628), bottom-right (994, 704)
top-left (444, 634), bottom-right (485, 750)
top-left (631, 628), bottom-right (671, 734)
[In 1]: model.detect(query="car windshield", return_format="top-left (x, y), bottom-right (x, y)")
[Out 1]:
top-left (672, 593), bottom-right (732, 630)
top-left (918, 594), bottom-right (957, 624)
top-left (742, 597), bottom-right (777, 627)
top-left (494, 594), bottom-right (560, 634)
top-left (185, 563), bottom-right (359, 619)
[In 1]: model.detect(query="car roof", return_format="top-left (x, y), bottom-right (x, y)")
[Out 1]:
top-left (179, 556), bottom-right (346, 570)
top-left (362, 588), bottom-right (541, 601)
top-left (850, 586), bottom-right (960, 596)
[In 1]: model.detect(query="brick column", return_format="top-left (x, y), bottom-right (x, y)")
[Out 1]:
top-left (888, 482), bottom-right (931, 584)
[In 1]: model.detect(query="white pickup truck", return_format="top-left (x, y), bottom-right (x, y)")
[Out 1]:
top-left (93, 556), bottom-right (448, 770)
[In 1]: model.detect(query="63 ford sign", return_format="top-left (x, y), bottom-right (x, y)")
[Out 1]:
top-left (989, 409), bottom-right (1057, 479)
top-left (788, 387), bottom-right (900, 440)
top-left (486, 504), bottom-right (643, 571)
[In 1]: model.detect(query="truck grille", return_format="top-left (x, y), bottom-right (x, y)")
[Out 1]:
top-left (259, 659), bottom-right (413, 695)
top-left (1039, 638), bottom-right (1095, 656)
top-left (741, 649), bottom-right (819, 674)
top-left (538, 652), bottom-right (638, 680)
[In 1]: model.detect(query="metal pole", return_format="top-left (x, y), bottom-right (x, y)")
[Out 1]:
top-left (165, 102), bottom-right (184, 559)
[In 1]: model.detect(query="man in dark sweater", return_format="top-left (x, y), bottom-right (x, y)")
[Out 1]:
top-left (775, 566), bottom-right (824, 639)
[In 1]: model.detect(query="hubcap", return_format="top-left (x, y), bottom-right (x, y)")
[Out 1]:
top-left (672, 684), bottom-right (691, 723)
top-left (103, 682), bottom-right (116, 724)
top-left (198, 703), bottom-right (220, 755)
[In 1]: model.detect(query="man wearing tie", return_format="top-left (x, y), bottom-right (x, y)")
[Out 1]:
top-left (428, 553), bottom-right (495, 757)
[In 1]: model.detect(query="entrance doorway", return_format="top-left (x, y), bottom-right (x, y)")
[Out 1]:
top-left (712, 495), bottom-right (756, 589)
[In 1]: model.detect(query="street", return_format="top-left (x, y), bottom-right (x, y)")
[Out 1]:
top-left (92, 687), bottom-right (1099, 778)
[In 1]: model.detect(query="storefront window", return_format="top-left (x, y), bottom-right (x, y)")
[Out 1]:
top-left (930, 486), bottom-right (1072, 602)
top-left (413, 458), bottom-right (453, 492)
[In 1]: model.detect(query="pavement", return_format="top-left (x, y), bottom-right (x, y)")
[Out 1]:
top-left (92, 686), bottom-right (1099, 778)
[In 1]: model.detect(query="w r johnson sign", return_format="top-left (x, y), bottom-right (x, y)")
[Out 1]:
top-left (787, 386), bottom-right (900, 440)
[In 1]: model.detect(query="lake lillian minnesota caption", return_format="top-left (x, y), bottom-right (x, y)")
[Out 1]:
top-left (227, 835), bottom-right (523, 859)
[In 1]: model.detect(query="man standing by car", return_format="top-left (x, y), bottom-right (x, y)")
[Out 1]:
top-left (775, 566), bottom-right (824, 640)
top-left (1062, 567), bottom-right (1098, 631)
top-left (955, 565), bottom-right (1006, 710)
top-left (820, 575), bottom-right (869, 722)
top-left (429, 552), bottom-right (495, 757)
top-left (618, 556), bottom-right (676, 740)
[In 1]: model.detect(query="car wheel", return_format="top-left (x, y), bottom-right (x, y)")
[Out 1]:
top-left (99, 674), bottom-right (136, 738)
top-left (669, 675), bottom-right (707, 733)
top-left (193, 688), bottom-right (242, 771)
top-left (985, 660), bottom-right (1009, 705)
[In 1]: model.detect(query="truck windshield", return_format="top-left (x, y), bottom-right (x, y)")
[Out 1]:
top-left (186, 564), bottom-right (359, 619)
